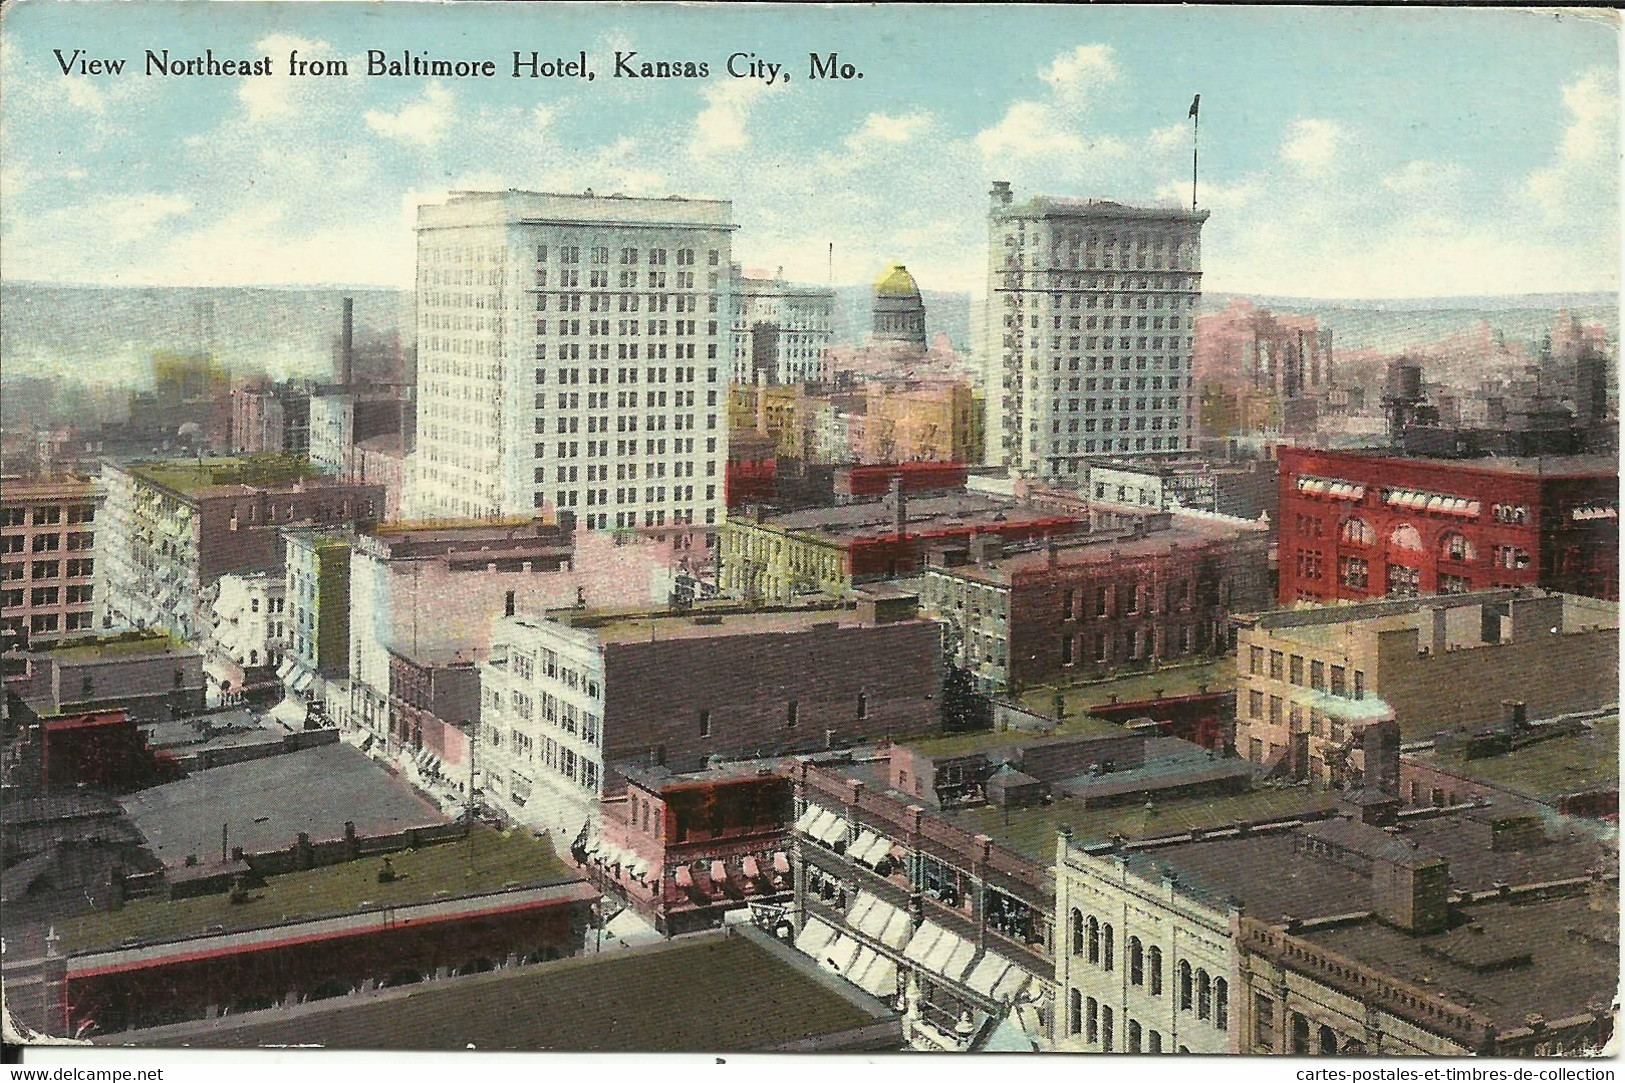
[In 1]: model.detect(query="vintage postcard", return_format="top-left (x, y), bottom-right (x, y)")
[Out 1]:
top-left (0, 0), bottom-right (1619, 1069)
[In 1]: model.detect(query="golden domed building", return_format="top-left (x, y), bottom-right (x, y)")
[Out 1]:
top-left (870, 263), bottom-right (928, 352)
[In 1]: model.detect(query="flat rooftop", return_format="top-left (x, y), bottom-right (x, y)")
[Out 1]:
top-left (119, 456), bottom-right (323, 500)
top-left (896, 716), bottom-right (1126, 759)
top-left (120, 743), bottom-right (447, 865)
top-left (1301, 891), bottom-right (1619, 1033)
top-left (1409, 717), bottom-right (1619, 803)
top-left (1303, 448), bottom-right (1619, 478)
top-left (1017, 659), bottom-right (1236, 718)
top-left (541, 604), bottom-right (923, 646)
top-left (948, 522), bottom-right (1255, 586)
top-left (118, 932), bottom-right (889, 1051)
top-left (36, 632), bottom-right (196, 665)
top-left (755, 493), bottom-right (1080, 541)
top-left (942, 784), bottom-right (1336, 864)
top-left (1134, 806), bottom-right (1615, 923)
top-left (58, 824), bottom-right (576, 956)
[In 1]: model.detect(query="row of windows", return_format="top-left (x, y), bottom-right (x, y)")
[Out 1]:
top-left (534, 245), bottom-right (720, 268)
top-left (0, 505), bottom-right (95, 527)
top-left (5, 559), bottom-right (94, 580)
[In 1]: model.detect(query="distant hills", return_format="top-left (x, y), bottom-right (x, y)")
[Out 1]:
top-left (0, 281), bottom-right (1612, 387)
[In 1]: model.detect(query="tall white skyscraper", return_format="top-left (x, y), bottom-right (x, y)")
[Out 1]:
top-left (985, 181), bottom-right (1208, 481)
top-left (413, 190), bottom-right (737, 530)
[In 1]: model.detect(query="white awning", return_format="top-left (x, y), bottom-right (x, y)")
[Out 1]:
top-left (674, 864), bottom-right (693, 889)
top-left (902, 922), bottom-right (945, 966)
top-left (795, 916), bottom-right (839, 957)
top-left (966, 953), bottom-right (1017, 997)
top-left (993, 963), bottom-right (1035, 1001)
top-left (851, 943), bottom-right (903, 995)
top-left (850, 829), bottom-right (884, 864)
top-left (794, 804), bottom-right (823, 835)
top-left (942, 936), bottom-right (978, 982)
top-left (821, 934), bottom-right (861, 975)
top-left (710, 859), bottom-right (728, 884)
top-left (805, 807), bottom-right (836, 839)
top-left (291, 669), bottom-right (314, 694)
top-left (811, 810), bottom-right (850, 847)
top-left (742, 855), bottom-right (760, 879)
top-left (276, 658), bottom-right (295, 681)
top-left (772, 851), bottom-right (791, 875)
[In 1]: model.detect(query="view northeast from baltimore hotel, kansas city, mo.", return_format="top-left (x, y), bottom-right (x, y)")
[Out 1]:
top-left (0, 2), bottom-right (1622, 1061)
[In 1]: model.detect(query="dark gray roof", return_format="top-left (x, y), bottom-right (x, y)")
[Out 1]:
top-left (120, 743), bottom-right (446, 865)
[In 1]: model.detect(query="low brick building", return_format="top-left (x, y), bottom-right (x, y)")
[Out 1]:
top-left (1233, 588), bottom-right (1618, 783)
top-left (920, 516), bottom-right (1271, 692)
top-left (580, 760), bottom-right (793, 935)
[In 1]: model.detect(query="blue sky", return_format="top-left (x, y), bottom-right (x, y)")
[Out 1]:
top-left (1, 3), bottom-right (1617, 297)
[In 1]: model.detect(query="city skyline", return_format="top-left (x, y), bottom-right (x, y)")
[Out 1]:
top-left (1, 5), bottom-right (1618, 298)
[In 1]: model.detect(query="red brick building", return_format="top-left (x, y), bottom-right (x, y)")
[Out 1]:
top-left (581, 762), bottom-right (792, 935)
top-left (1277, 447), bottom-right (1618, 605)
top-left (920, 518), bottom-right (1272, 691)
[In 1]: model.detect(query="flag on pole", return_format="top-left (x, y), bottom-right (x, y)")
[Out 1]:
top-left (1189, 94), bottom-right (1201, 120)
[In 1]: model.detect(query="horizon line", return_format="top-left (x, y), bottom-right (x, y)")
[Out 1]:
top-left (2, 279), bottom-right (1619, 306)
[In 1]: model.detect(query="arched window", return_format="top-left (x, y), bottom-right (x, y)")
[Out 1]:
top-left (1389, 524), bottom-right (1423, 551)
top-left (1215, 978), bottom-right (1229, 1031)
top-left (1085, 997), bottom-right (1099, 1044)
top-left (1340, 517), bottom-right (1374, 546)
top-left (1148, 1029), bottom-right (1163, 1053)
top-left (1440, 532), bottom-right (1475, 562)
top-left (1128, 1019), bottom-right (1143, 1053)
top-left (1178, 960), bottom-right (1193, 1010)
top-left (1069, 989), bottom-right (1083, 1036)
top-left (1102, 923), bottom-right (1115, 971)
top-left (1086, 916), bottom-right (1101, 964)
top-left (1071, 908), bottom-right (1085, 955)
top-left (1196, 969), bottom-right (1212, 1019)
top-left (1148, 946), bottom-right (1163, 995)
top-left (1291, 1012), bottom-right (1311, 1054)
top-left (1128, 936), bottom-right (1144, 985)
top-left (1101, 1004), bottom-right (1115, 1052)
top-left (1319, 1024), bottom-right (1339, 1056)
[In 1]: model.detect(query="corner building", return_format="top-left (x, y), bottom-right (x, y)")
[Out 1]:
top-left (413, 190), bottom-right (736, 531)
top-left (985, 182), bottom-right (1206, 479)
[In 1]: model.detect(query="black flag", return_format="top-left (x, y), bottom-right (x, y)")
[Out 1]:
top-left (1189, 94), bottom-right (1201, 120)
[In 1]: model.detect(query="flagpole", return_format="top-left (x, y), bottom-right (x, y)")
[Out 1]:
top-left (1191, 98), bottom-right (1200, 212)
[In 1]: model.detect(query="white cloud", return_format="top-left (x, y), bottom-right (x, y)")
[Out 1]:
top-left (1280, 118), bottom-right (1343, 173)
top-left (1381, 159), bottom-right (1466, 195)
top-left (237, 35), bottom-right (360, 123)
top-left (365, 82), bottom-right (456, 147)
top-left (1040, 44), bottom-right (1119, 104)
top-left (86, 193), bottom-right (193, 243)
top-left (1522, 67), bottom-right (1618, 219)
top-left (975, 101), bottom-right (1081, 159)
top-left (689, 80), bottom-right (765, 157)
top-left (1147, 122), bottom-right (1188, 154)
top-left (62, 79), bottom-right (106, 115)
top-left (845, 110), bottom-right (933, 151)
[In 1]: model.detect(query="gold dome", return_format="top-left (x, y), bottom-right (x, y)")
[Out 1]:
top-left (874, 263), bottom-right (922, 299)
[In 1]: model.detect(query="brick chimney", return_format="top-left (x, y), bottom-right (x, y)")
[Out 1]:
top-left (891, 474), bottom-right (907, 537)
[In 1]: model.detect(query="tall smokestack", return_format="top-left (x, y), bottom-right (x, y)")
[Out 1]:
top-left (341, 297), bottom-right (355, 387)
top-left (892, 474), bottom-right (906, 537)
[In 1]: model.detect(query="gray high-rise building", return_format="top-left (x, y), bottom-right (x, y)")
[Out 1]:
top-left (412, 190), bottom-right (738, 530)
top-left (985, 181), bottom-right (1208, 480)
